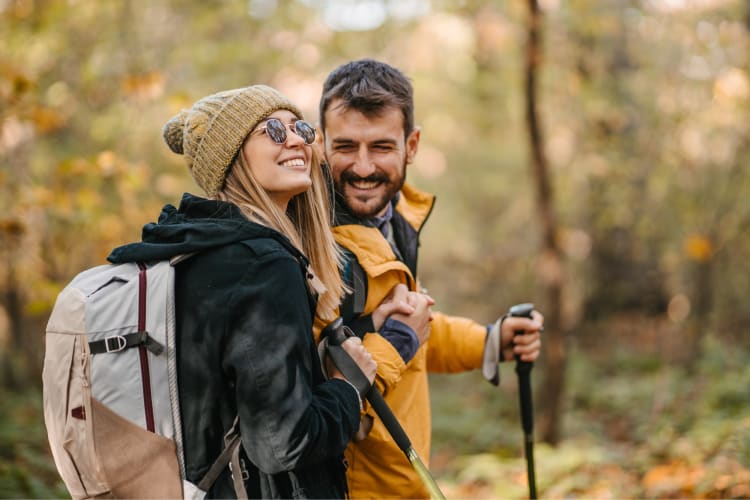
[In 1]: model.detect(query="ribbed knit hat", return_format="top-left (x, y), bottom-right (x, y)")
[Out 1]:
top-left (162, 85), bottom-right (304, 197)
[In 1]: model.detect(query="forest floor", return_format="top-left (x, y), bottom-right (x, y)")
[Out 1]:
top-left (1, 325), bottom-right (748, 499)
top-left (430, 325), bottom-right (750, 499)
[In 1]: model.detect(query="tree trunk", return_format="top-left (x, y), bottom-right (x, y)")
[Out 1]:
top-left (524, 0), bottom-right (566, 445)
top-left (1, 221), bottom-right (25, 391)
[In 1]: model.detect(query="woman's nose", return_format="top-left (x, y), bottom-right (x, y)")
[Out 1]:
top-left (284, 125), bottom-right (306, 147)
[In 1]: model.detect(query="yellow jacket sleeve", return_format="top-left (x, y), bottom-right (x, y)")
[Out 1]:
top-left (426, 311), bottom-right (487, 373)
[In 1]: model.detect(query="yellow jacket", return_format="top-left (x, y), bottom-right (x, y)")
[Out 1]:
top-left (320, 183), bottom-right (488, 499)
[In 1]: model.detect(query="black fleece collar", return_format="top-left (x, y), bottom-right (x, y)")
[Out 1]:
top-left (108, 193), bottom-right (305, 265)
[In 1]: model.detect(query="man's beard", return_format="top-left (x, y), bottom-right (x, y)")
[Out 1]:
top-left (336, 165), bottom-right (406, 218)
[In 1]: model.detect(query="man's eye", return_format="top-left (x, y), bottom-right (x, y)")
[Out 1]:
top-left (335, 145), bottom-right (356, 152)
top-left (372, 145), bottom-right (394, 152)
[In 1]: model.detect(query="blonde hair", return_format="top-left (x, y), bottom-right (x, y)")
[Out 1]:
top-left (216, 146), bottom-right (344, 321)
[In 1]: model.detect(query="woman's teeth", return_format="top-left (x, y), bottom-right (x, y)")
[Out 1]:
top-left (281, 158), bottom-right (305, 168)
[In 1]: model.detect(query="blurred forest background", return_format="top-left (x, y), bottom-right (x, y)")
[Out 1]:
top-left (1, 0), bottom-right (749, 498)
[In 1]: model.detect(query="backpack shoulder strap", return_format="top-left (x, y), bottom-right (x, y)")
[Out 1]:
top-left (196, 416), bottom-right (247, 498)
top-left (339, 249), bottom-right (374, 338)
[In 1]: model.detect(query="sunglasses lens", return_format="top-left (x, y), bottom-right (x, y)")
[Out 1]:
top-left (265, 118), bottom-right (287, 144)
top-left (262, 118), bottom-right (315, 145)
top-left (294, 121), bottom-right (316, 145)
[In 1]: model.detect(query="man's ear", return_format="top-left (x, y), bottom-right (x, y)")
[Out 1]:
top-left (314, 124), bottom-right (326, 161)
top-left (405, 127), bottom-right (421, 164)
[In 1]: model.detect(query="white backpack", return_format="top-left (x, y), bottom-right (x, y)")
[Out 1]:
top-left (43, 258), bottom-right (244, 499)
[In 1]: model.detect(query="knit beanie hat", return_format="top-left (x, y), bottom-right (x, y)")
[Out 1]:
top-left (162, 85), bottom-right (304, 197)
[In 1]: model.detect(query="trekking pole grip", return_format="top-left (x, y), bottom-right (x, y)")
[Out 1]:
top-left (509, 303), bottom-right (535, 345)
top-left (509, 302), bottom-right (537, 499)
top-left (510, 303), bottom-right (534, 433)
top-left (322, 318), bottom-right (372, 396)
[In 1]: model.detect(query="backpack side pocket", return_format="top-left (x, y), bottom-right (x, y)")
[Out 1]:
top-left (43, 332), bottom-right (109, 499)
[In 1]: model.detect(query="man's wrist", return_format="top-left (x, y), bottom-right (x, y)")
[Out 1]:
top-left (380, 317), bottom-right (419, 364)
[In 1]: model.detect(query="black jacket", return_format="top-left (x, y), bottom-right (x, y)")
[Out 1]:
top-left (108, 193), bottom-right (360, 499)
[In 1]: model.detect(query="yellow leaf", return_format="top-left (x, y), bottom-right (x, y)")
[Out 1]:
top-left (122, 71), bottom-right (165, 101)
top-left (26, 299), bottom-right (53, 316)
top-left (75, 188), bottom-right (102, 211)
top-left (684, 235), bottom-right (713, 262)
top-left (30, 105), bottom-right (65, 133)
top-left (32, 186), bottom-right (55, 206)
top-left (97, 150), bottom-right (117, 175)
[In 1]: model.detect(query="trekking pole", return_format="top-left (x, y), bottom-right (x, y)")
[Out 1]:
top-left (323, 318), bottom-right (447, 500)
top-left (509, 303), bottom-right (538, 499)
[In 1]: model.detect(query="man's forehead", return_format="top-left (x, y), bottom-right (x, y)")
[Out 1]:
top-left (324, 104), bottom-right (405, 139)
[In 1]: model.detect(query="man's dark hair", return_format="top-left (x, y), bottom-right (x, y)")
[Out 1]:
top-left (319, 59), bottom-right (414, 138)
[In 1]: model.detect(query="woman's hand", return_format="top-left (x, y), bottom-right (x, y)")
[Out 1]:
top-left (329, 336), bottom-right (377, 385)
top-left (371, 284), bottom-right (414, 331)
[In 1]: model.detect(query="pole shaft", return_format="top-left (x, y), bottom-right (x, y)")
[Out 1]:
top-left (407, 448), bottom-right (447, 500)
top-left (524, 433), bottom-right (537, 499)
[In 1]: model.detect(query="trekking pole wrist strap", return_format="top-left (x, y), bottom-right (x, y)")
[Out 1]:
top-left (338, 377), bottom-right (364, 412)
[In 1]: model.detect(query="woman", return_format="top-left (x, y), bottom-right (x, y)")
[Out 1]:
top-left (108, 85), bottom-right (376, 498)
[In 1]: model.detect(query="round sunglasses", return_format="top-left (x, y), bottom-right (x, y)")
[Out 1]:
top-left (253, 118), bottom-right (316, 145)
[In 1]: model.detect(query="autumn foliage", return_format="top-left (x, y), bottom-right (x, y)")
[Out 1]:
top-left (1, 1), bottom-right (749, 497)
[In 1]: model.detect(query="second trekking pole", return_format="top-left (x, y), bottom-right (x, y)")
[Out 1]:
top-left (509, 303), bottom-right (538, 499)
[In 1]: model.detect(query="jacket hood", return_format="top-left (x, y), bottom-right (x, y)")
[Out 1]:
top-left (108, 193), bottom-right (299, 264)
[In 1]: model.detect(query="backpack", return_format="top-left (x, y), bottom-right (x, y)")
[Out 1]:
top-left (43, 258), bottom-right (245, 499)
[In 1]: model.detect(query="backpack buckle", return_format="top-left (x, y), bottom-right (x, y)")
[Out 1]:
top-left (105, 335), bottom-right (127, 353)
top-left (240, 458), bottom-right (249, 481)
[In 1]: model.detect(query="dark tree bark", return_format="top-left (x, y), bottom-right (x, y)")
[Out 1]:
top-left (523, 0), bottom-right (566, 445)
top-left (1, 218), bottom-right (26, 391)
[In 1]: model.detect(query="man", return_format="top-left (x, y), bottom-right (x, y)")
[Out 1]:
top-left (318, 59), bottom-right (543, 499)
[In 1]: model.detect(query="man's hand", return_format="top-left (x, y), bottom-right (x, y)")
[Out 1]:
top-left (390, 289), bottom-right (434, 347)
top-left (500, 310), bottom-right (544, 362)
top-left (482, 309), bottom-right (544, 385)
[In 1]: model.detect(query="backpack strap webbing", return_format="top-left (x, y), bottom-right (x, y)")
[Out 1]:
top-left (197, 415), bottom-right (248, 498)
top-left (88, 331), bottom-right (164, 355)
top-left (345, 314), bottom-right (375, 340)
top-left (340, 250), bottom-right (373, 339)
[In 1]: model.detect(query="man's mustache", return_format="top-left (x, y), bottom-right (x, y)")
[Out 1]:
top-left (340, 171), bottom-right (389, 184)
